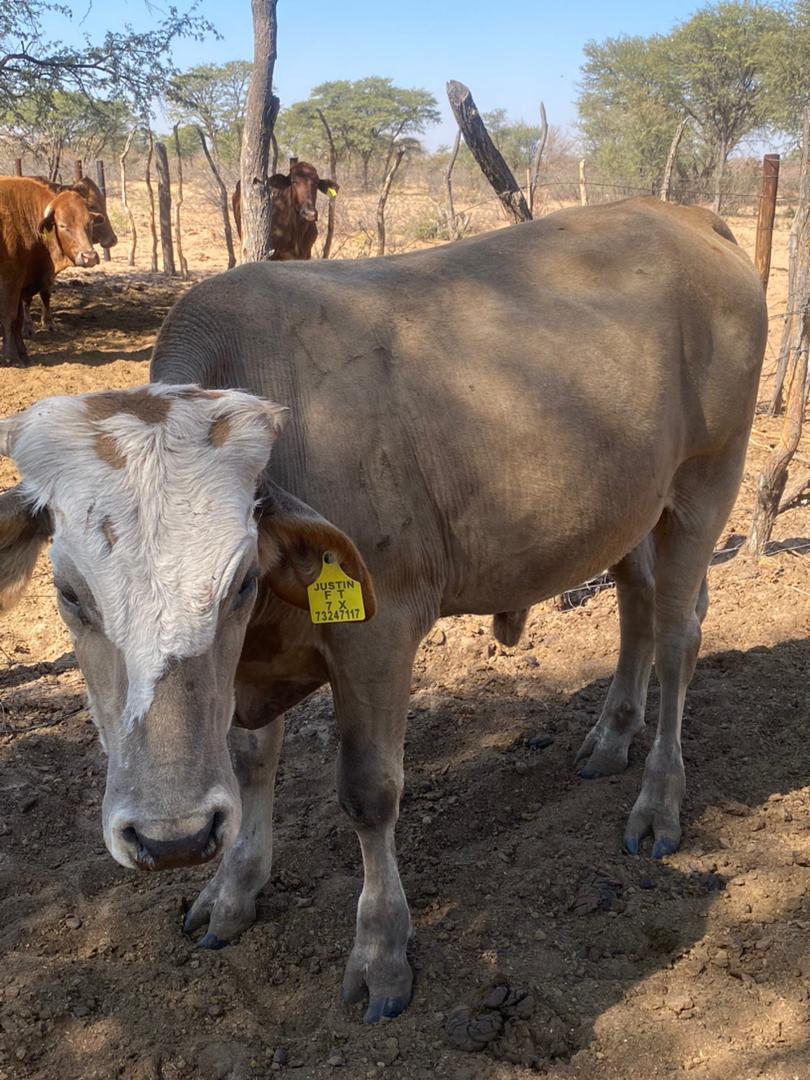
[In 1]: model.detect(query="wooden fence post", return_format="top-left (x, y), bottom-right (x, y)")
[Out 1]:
top-left (95, 160), bottom-right (111, 262)
top-left (14, 158), bottom-right (22, 176)
top-left (579, 159), bottom-right (588, 206)
top-left (754, 153), bottom-right (780, 291)
top-left (446, 80), bottom-right (532, 224)
top-left (120, 128), bottom-right (137, 268)
top-left (660, 118), bottom-right (688, 202)
top-left (73, 159), bottom-right (83, 181)
top-left (154, 142), bottom-right (176, 276)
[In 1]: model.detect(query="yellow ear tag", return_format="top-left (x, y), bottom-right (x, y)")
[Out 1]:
top-left (326, 187), bottom-right (337, 198)
top-left (307, 552), bottom-right (365, 624)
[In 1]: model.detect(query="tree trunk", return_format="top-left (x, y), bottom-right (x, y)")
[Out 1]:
top-left (173, 124), bottom-right (189, 279)
top-left (154, 142), bottom-right (176, 277)
top-left (746, 337), bottom-right (808, 557)
top-left (712, 140), bottom-right (728, 214)
top-left (772, 109), bottom-right (810, 414)
top-left (754, 154), bottom-right (780, 291)
top-left (120, 128), bottom-right (137, 268)
top-left (144, 130), bottom-right (158, 273)
top-left (445, 128), bottom-right (462, 240)
top-left (316, 108), bottom-right (338, 259)
top-left (95, 160), bottom-right (111, 262)
top-left (660, 117), bottom-right (688, 202)
top-left (579, 159), bottom-right (588, 206)
top-left (446, 80), bottom-right (531, 224)
top-left (376, 146), bottom-right (406, 257)
top-left (197, 127), bottom-right (236, 269)
top-left (239, 0), bottom-right (279, 261)
top-left (73, 159), bottom-right (83, 181)
top-left (527, 102), bottom-right (548, 216)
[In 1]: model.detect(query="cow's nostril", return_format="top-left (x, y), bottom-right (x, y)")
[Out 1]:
top-left (128, 812), bottom-right (223, 871)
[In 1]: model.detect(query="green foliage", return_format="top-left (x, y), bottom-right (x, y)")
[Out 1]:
top-left (167, 60), bottom-right (252, 164)
top-left (0, 89), bottom-right (134, 177)
top-left (0, 0), bottom-right (216, 120)
top-left (277, 77), bottom-right (440, 188)
top-left (482, 109), bottom-right (546, 174)
top-left (578, 2), bottom-right (809, 194)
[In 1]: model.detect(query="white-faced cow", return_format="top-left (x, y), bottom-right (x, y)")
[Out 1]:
top-left (0, 198), bottom-right (766, 1022)
top-left (0, 177), bottom-right (99, 365)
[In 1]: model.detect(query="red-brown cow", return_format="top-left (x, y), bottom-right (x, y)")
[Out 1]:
top-left (23, 176), bottom-right (117, 332)
top-left (232, 162), bottom-right (338, 260)
top-left (0, 177), bottom-right (99, 365)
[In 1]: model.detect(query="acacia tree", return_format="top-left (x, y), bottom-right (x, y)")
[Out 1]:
top-left (167, 60), bottom-right (252, 165)
top-left (278, 77), bottom-right (439, 189)
top-left (578, 2), bottom-right (797, 206)
top-left (0, 0), bottom-right (215, 120)
top-left (0, 90), bottom-right (133, 178)
top-left (240, 0), bottom-right (278, 261)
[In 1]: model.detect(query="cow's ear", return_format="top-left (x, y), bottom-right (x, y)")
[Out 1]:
top-left (255, 479), bottom-right (376, 621)
top-left (0, 487), bottom-right (52, 615)
top-left (38, 202), bottom-right (56, 233)
top-left (318, 179), bottom-right (339, 197)
top-left (269, 173), bottom-right (292, 190)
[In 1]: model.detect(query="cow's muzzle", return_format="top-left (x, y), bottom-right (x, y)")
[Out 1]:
top-left (300, 207), bottom-right (318, 223)
top-left (77, 250), bottom-right (100, 268)
top-left (119, 810), bottom-right (226, 871)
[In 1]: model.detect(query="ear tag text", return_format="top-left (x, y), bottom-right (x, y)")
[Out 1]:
top-left (307, 552), bottom-right (365, 624)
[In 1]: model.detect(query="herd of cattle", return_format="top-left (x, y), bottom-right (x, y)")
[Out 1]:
top-left (0, 194), bottom-right (768, 1024)
top-left (0, 159), bottom-right (337, 366)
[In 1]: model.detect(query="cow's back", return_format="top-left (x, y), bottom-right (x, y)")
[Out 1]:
top-left (152, 198), bottom-right (766, 612)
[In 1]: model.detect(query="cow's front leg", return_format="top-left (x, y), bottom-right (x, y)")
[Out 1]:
top-left (331, 625), bottom-right (419, 1024)
top-left (184, 717), bottom-right (284, 948)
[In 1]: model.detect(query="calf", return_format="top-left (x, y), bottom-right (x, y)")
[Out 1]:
top-left (23, 176), bottom-right (117, 332)
top-left (0, 199), bottom-right (766, 1023)
top-left (233, 162), bottom-right (338, 259)
top-left (0, 178), bottom-right (99, 364)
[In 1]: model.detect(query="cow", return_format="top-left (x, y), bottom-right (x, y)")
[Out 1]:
top-left (232, 161), bottom-right (338, 260)
top-left (22, 175), bottom-right (117, 334)
top-left (0, 198), bottom-right (766, 1024)
top-left (0, 177), bottom-right (99, 365)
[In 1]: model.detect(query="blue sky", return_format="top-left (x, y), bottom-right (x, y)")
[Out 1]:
top-left (52, 0), bottom-right (709, 146)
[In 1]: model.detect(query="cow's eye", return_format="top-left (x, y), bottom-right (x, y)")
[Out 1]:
top-left (57, 587), bottom-right (83, 620)
top-left (235, 569), bottom-right (258, 606)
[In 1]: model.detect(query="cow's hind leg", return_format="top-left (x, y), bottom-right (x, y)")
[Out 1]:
top-left (332, 619), bottom-right (422, 1024)
top-left (576, 537), bottom-right (656, 777)
top-left (623, 451), bottom-right (742, 859)
top-left (184, 715), bottom-right (284, 948)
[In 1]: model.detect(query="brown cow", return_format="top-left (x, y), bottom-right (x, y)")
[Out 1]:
top-left (23, 176), bottom-right (117, 333)
top-left (0, 177), bottom-right (99, 365)
top-left (232, 162), bottom-right (338, 260)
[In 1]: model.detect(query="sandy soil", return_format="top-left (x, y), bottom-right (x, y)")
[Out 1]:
top-left (0, 201), bottom-right (809, 1080)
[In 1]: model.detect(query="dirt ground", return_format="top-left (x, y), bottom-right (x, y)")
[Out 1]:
top-left (0, 201), bottom-right (809, 1080)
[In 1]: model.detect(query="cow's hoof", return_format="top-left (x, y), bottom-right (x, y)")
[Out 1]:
top-left (623, 801), bottom-right (681, 860)
top-left (364, 996), bottom-right (409, 1024)
top-left (341, 949), bottom-right (413, 1024)
top-left (182, 878), bottom-right (257, 943)
top-left (575, 729), bottom-right (631, 778)
top-left (197, 931), bottom-right (228, 950)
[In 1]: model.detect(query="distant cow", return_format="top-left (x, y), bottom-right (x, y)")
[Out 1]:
top-left (232, 162), bottom-right (338, 260)
top-left (23, 176), bottom-right (117, 333)
top-left (0, 177), bottom-right (99, 365)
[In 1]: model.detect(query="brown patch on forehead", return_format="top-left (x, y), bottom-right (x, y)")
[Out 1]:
top-left (174, 387), bottom-right (226, 401)
top-left (85, 390), bottom-right (171, 425)
top-left (209, 416), bottom-right (231, 448)
top-left (100, 516), bottom-right (118, 552)
top-left (94, 432), bottom-right (127, 470)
